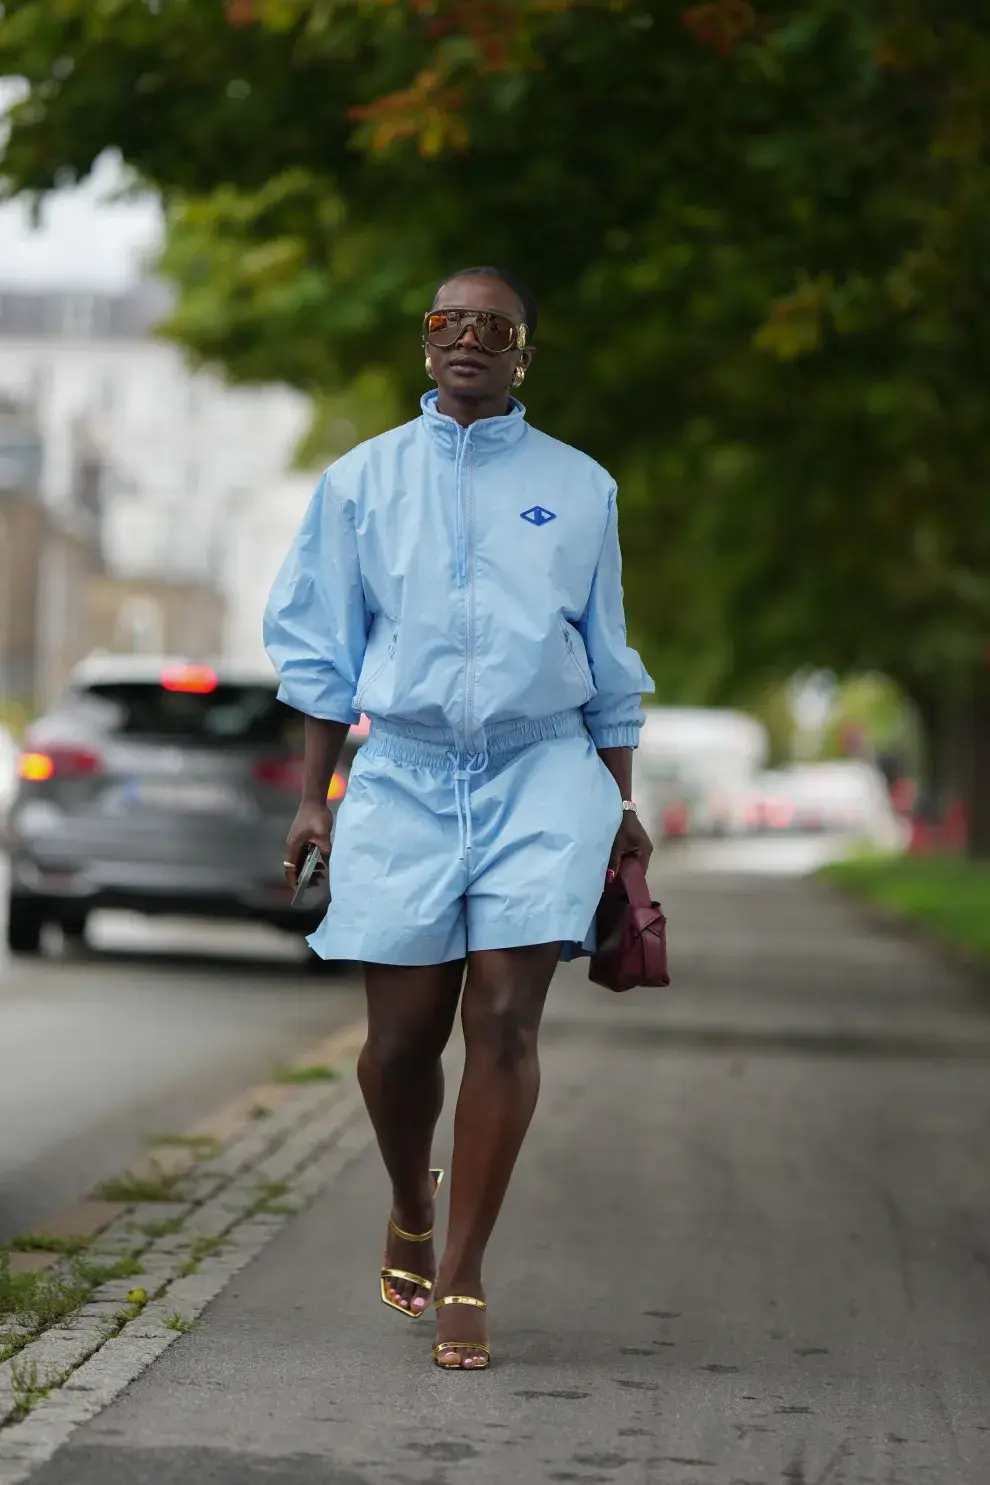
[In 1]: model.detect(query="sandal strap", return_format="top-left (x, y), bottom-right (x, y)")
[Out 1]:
top-left (433, 1342), bottom-right (491, 1362)
top-left (386, 1169), bottom-right (443, 1243)
top-left (381, 1267), bottom-right (434, 1291)
top-left (388, 1216), bottom-right (433, 1242)
top-left (434, 1294), bottom-right (487, 1312)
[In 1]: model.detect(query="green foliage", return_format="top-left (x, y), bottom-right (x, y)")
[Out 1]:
top-left (94, 1166), bottom-right (184, 1203)
top-left (9, 1359), bottom-right (62, 1422)
top-left (0, 1250), bottom-right (140, 1337)
top-left (272, 1062), bottom-right (338, 1084)
top-left (822, 853), bottom-right (990, 966)
top-left (2, 0), bottom-right (989, 702)
top-left (735, 677), bottom-right (797, 767)
top-left (7, 1234), bottom-right (92, 1256)
top-left (818, 674), bottom-right (918, 764)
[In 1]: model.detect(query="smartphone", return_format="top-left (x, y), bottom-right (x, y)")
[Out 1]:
top-left (291, 842), bottom-right (326, 907)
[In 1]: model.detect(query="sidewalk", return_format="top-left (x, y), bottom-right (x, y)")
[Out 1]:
top-left (4, 870), bottom-right (990, 1484)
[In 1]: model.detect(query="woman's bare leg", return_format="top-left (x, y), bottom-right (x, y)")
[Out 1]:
top-left (360, 959), bottom-right (464, 1313)
top-left (435, 940), bottom-right (561, 1366)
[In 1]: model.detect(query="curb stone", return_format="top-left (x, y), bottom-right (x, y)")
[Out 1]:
top-left (0, 1023), bottom-right (371, 1482)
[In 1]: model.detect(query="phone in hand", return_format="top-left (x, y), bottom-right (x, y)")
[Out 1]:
top-left (291, 842), bottom-right (326, 907)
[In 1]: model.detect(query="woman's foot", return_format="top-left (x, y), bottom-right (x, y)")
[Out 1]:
top-left (433, 1284), bottom-right (490, 1369)
top-left (381, 1182), bottom-right (438, 1315)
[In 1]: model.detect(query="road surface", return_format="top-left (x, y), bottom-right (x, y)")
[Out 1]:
top-left (0, 835), bottom-right (889, 1245)
top-left (18, 859), bottom-right (990, 1484)
top-left (0, 905), bottom-right (364, 1242)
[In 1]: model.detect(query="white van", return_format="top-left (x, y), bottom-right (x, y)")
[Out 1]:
top-left (636, 708), bottom-right (769, 838)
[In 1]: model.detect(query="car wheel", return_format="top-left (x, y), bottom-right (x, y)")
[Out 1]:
top-left (6, 898), bottom-right (47, 956)
top-left (59, 911), bottom-right (90, 949)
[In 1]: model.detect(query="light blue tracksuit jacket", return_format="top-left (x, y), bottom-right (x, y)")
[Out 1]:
top-left (264, 392), bottom-right (653, 756)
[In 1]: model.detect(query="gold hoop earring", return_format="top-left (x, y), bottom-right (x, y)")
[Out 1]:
top-left (425, 354), bottom-right (434, 379)
top-left (511, 365), bottom-right (526, 388)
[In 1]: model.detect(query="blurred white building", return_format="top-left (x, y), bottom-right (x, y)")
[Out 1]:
top-left (0, 282), bottom-right (312, 666)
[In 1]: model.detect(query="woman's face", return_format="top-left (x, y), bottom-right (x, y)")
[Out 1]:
top-left (427, 275), bottom-right (533, 404)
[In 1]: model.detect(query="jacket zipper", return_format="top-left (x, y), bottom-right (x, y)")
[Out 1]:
top-left (464, 438), bottom-right (476, 750)
top-left (453, 427), bottom-right (468, 588)
top-left (355, 626), bottom-right (398, 709)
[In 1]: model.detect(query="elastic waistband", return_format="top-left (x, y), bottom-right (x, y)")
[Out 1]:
top-left (362, 709), bottom-right (588, 770)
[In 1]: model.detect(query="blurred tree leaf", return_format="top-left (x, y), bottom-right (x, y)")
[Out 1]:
top-left (2, 0), bottom-right (990, 722)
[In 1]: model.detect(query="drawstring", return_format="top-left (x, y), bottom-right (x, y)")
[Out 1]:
top-left (446, 750), bottom-right (489, 859)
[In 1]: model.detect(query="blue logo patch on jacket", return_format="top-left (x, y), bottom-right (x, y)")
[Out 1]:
top-left (520, 505), bottom-right (556, 527)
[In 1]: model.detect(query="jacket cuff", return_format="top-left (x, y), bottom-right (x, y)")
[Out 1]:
top-left (586, 722), bottom-right (642, 751)
top-left (276, 682), bottom-right (361, 727)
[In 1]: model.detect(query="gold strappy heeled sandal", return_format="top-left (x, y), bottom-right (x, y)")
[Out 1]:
top-left (379, 1168), bottom-right (444, 1319)
top-left (432, 1295), bottom-right (491, 1370)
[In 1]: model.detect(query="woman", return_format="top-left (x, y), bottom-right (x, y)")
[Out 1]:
top-left (264, 266), bottom-right (654, 1371)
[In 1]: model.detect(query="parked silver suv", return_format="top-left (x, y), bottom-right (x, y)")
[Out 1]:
top-left (3, 655), bottom-right (361, 956)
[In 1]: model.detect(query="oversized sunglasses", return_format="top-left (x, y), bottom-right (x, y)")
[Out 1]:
top-left (423, 307), bottom-right (528, 355)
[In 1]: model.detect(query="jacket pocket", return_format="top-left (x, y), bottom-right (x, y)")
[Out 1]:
top-left (561, 621), bottom-right (595, 704)
top-left (355, 624), bottom-right (398, 711)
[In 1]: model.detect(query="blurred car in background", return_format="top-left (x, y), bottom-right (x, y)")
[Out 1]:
top-left (637, 708), bottom-right (769, 841)
top-left (3, 655), bottom-right (365, 956)
top-left (741, 761), bottom-right (903, 842)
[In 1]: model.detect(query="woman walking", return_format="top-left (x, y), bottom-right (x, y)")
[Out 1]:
top-left (264, 267), bottom-right (654, 1370)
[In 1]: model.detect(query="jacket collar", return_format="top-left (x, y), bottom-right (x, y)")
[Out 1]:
top-left (419, 389), bottom-right (528, 458)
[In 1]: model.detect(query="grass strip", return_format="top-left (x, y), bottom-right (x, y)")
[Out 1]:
top-left (272, 1063), bottom-right (339, 1085)
top-left (820, 853), bottom-right (990, 966)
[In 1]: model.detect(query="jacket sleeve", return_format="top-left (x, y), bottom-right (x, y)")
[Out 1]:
top-left (578, 486), bottom-right (655, 749)
top-left (263, 469), bottom-right (370, 725)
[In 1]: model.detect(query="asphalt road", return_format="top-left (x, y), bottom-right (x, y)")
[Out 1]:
top-left (23, 855), bottom-right (990, 1485)
top-left (0, 835), bottom-right (840, 1244)
top-left (0, 902), bottom-right (364, 1242)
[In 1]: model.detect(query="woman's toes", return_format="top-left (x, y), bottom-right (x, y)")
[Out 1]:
top-left (411, 1293), bottom-right (428, 1312)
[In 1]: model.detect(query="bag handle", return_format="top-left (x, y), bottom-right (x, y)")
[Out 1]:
top-left (617, 853), bottom-right (653, 908)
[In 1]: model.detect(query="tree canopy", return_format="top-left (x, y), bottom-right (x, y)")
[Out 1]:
top-left (2, 0), bottom-right (989, 717)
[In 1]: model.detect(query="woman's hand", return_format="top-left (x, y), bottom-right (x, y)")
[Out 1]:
top-left (283, 799), bottom-right (333, 890)
top-left (608, 809), bottom-right (654, 877)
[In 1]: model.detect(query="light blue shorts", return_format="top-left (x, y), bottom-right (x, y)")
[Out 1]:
top-left (308, 710), bottom-right (623, 966)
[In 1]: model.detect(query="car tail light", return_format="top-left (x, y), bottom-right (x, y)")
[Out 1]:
top-left (253, 757), bottom-right (347, 802)
top-left (253, 756), bottom-right (305, 792)
top-left (663, 801), bottom-right (690, 837)
top-left (764, 799), bottom-right (795, 829)
top-left (161, 663), bottom-right (218, 694)
top-left (17, 746), bottom-right (102, 782)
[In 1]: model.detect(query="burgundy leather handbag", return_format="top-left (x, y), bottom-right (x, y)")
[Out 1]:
top-left (589, 854), bottom-right (670, 993)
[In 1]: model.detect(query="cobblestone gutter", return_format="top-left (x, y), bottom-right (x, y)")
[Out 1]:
top-left (0, 1025), bottom-right (370, 1484)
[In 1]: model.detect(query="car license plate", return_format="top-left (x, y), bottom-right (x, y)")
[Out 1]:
top-left (129, 781), bottom-right (239, 814)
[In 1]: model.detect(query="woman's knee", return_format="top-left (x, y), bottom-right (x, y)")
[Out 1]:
top-left (362, 1018), bottom-right (448, 1077)
top-left (462, 989), bottom-right (541, 1069)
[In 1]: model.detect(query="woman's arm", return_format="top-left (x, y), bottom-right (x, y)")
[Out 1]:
top-left (264, 469), bottom-right (370, 726)
top-left (264, 468), bottom-right (371, 885)
top-left (282, 717), bottom-right (351, 887)
top-left (579, 487), bottom-right (655, 873)
top-left (577, 486), bottom-right (655, 749)
top-left (599, 744), bottom-right (653, 873)
top-left (598, 744), bottom-right (633, 802)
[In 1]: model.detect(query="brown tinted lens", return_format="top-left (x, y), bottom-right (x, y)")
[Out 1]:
top-left (475, 312), bottom-right (515, 353)
top-left (425, 309), bottom-right (462, 346)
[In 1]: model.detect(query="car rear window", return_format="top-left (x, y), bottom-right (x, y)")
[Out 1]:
top-left (76, 683), bottom-right (304, 747)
